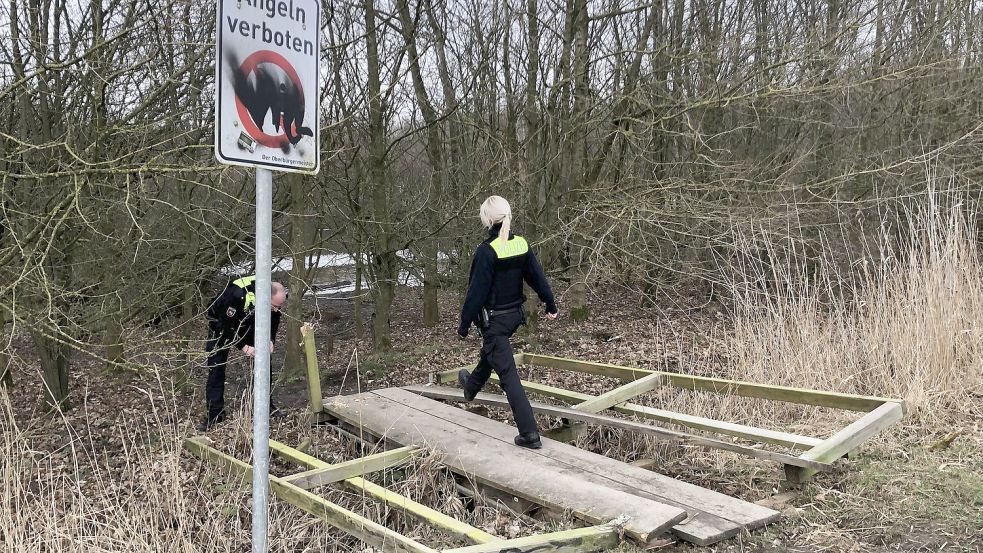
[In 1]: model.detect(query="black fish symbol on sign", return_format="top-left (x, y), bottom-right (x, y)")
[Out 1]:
top-left (227, 52), bottom-right (313, 150)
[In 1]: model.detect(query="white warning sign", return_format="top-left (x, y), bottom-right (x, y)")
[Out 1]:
top-left (215, 0), bottom-right (320, 173)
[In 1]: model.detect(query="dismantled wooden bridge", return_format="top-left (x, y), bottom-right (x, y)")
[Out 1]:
top-left (325, 387), bottom-right (781, 545)
top-left (185, 342), bottom-right (904, 552)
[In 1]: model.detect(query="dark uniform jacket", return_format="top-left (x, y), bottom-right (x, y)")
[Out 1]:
top-left (207, 275), bottom-right (281, 350)
top-left (459, 225), bottom-right (557, 336)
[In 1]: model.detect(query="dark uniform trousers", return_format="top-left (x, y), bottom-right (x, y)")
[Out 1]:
top-left (204, 322), bottom-right (274, 421)
top-left (463, 310), bottom-right (537, 435)
top-left (204, 323), bottom-right (233, 421)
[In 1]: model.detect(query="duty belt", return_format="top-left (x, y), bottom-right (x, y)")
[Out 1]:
top-left (487, 306), bottom-right (522, 317)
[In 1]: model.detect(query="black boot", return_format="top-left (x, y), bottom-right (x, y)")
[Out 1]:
top-left (514, 432), bottom-right (542, 449)
top-left (458, 369), bottom-right (477, 402)
top-left (197, 413), bottom-right (225, 432)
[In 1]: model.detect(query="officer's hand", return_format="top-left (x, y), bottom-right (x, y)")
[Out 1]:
top-left (544, 310), bottom-right (559, 321)
top-left (269, 341), bottom-right (275, 353)
top-left (243, 345), bottom-right (256, 357)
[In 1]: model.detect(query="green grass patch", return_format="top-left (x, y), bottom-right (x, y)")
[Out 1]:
top-left (790, 439), bottom-right (983, 551)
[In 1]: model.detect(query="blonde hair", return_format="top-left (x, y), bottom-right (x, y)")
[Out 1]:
top-left (480, 195), bottom-right (511, 243)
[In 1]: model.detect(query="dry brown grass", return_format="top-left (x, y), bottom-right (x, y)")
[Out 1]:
top-left (4, 193), bottom-right (982, 552)
top-left (0, 376), bottom-right (521, 552)
top-left (721, 194), bottom-right (983, 428)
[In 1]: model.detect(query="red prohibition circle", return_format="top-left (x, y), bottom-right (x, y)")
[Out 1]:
top-left (234, 50), bottom-right (306, 149)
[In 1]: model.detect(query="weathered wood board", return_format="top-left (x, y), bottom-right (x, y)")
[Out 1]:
top-left (324, 390), bottom-right (686, 544)
top-left (324, 388), bottom-right (780, 545)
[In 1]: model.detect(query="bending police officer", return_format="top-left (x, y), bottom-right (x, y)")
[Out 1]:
top-left (199, 275), bottom-right (286, 431)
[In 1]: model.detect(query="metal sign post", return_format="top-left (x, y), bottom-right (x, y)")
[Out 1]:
top-left (214, 0), bottom-right (320, 550)
top-left (251, 167), bottom-right (273, 551)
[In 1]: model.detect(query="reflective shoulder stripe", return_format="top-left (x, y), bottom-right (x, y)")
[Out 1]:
top-left (232, 275), bottom-right (257, 289)
top-left (233, 275), bottom-right (257, 310)
top-left (490, 236), bottom-right (529, 259)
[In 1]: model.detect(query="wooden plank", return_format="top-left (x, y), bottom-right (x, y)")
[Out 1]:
top-left (378, 388), bottom-right (781, 546)
top-left (437, 369), bottom-right (457, 384)
top-left (474, 373), bottom-right (821, 451)
top-left (270, 438), bottom-right (324, 467)
top-left (573, 372), bottom-right (665, 413)
top-left (524, 354), bottom-right (902, 412)
top-left (617, 399), bottom-right (822, 451)
top-left (323, 392), bottom-right (688, 545)
top-left (785, 401), bottom-right (903, 483)
top-left (268, 439), bottom-right (500, 545)
top-left (385, 389), bottom-right (781, 518)
top-left (441, 523), bottom-right (620, 553)
top-left (184, 437), bottom-right (437, 553)
top-left (282, 446), bottom-right (420, 490)
top-left (301, 324), bottom-right (324, 413)
top-left (405, 386), bottom-right (828, 471)
top-left (338, 389), bottom-right (778, 546)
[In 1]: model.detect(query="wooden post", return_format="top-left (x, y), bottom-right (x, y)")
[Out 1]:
top-left (301, 323), bottom-right (323, 414)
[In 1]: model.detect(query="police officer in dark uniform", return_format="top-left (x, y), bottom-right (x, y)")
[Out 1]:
top-left (457, 196), bottom-right (558, 449)
top-left (199, 275), bottom-right (286, 431)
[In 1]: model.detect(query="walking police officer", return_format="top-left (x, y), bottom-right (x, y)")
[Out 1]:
top-left (457, 196), bottom-right (559, 449)
top-left (199, 275), bottom-right (286, 431)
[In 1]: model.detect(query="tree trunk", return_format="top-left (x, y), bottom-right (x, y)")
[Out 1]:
top-left (102, 314), bottom-right (125, 374)
top-left (396, 0), bottom-right (442, 327)
top-left (567, 0), bottom-right (591, 322)
top-left (283, 172), bottom-right (310, 381)
top-left (523, 0), bottom-right (546, 242)
top-left (0, 306), bottom-right (11, 388)
top-left (422, 246), bottom-right (439, 326)
top-left (181, 277), bottom-right (201, 369)
top-left (354, 250), bottom-right (364, 336)
top-left (33, 331), bottom-right (70, 409)
top-left (364, 0), bottom-right (395, 350)
top-left (372, 274), bottom-right (395, 351)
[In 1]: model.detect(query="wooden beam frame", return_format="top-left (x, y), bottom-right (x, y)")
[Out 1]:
top-left (405, 386), bottom-right (829, 471)
top-left (437, 371), bottom-right (821, 450)
top-left (785, 401), bottom-right (903, 483)
top-left (269, 439), bottom-right (500, 545)
top-left (435, 353), bottom-right (906, 482)
top-left (550, 371), bottom-right (665, 442)
top-left (441, 522), bottom-right (621, 553)
top-left (188, 434), bottom-right (639, 552)
top-left (323, 396), bottom-right (688, 545)
top-left (522, 354), bottom-right (900, 412)
top-left (573, 371), bottom-right (664, 413)
top-left (184, 437), bottom-right (437, 553)
top-left (282, 446), bottom-right (420, 490)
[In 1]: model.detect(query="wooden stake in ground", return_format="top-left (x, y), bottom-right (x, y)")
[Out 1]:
top-left (300, 323), bottom-right (323, 414)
